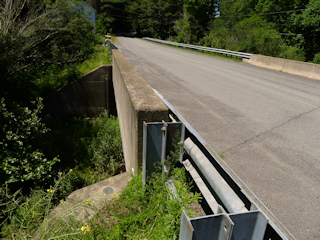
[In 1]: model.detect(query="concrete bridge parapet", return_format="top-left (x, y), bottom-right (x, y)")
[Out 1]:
top-left (112, 49), bottom-right (169, 173)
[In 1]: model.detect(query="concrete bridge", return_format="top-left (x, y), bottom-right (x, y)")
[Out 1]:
top-left (45, 38), bottom-right (320, 239)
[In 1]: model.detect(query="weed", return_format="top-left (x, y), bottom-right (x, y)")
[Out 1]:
top-left (86, 169), bottom-right (200, 239)
top-left (76, 45), bottom-right (112, 76)
top-left (218, 152), bottom-right (225, 159)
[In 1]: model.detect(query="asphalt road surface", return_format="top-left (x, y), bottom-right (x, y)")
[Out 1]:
top-left (115, 37), bottom-right (320, 240)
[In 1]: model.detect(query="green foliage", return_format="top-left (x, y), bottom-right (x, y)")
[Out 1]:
top-left (294, 0), bottom-right (320, 61)
top-left (33, 64), bottom-right (81, 97)
top-left (0, 171), bottom-right (87, 239)
top-left (42, 111), bottom-right (123, 197)
top-left (0, 98), bottom-right (59, 186)
top-left (232, 16), bottom-right (283, 56)
top-left (313, 53), bottom-right (320, 64)
top-left (76, 45), bottom-right (112, 76)
top-left (93, 0), bottom-right (319, 62)
top-left (1, 189), bottom-right (49, 239)
top-left (128, 0), bottom-right (183, 38)
top-left (0, 0), bottom-right (97, 102)
top-left (98, 0), bottom-right (131, 34)
top-left (279, 45), bottom-right (306, 61)
top-left (1, 166), bottom-right (200, 239)
top-left (218, 152), bottom-right (225, 159)
top-left (89, 111), bottom-right (124, 176)
top-left (87, 169), bottom-right (200, 239)
top-left (174, 14), bottom-right (198, 44)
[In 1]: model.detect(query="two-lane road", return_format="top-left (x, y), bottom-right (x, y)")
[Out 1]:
top-left (115, 37), bottom-right (320, 239)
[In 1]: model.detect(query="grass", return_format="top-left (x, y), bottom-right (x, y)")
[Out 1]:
top-left (86, 169), bottom-right (200, 239)
top-left (1, 168), bottom-right (201, 239)
top-left (0, 36), bottom-right (205, 239)
top-left (41, 110), bottom-right (124, 200)
top-left (76, 45), bottom-right (112, 76)
top-left (33, 45), bottom-right (112, 98)
top-left (0, 43), bottom-right (124, 238)
top-left (218, 152), bottom-right (226, 159)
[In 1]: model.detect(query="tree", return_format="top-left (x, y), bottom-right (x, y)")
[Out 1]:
top-left (294, 0), bottom-right (320, 61)
top-left (97, 0), bottom-right (131, 34)
top-left (0, 0), bottom-right (96, 102)
top-left (0, 98), bottom-right (59, 186)
top-left (0, 0), bottom-right (97, 189)
top-left (127, 0), bottom-right (183, 38)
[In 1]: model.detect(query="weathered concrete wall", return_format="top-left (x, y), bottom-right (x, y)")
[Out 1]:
top-left (112, 50), bottom-right (169, 174)
top-left (44, 65), bottom-right (116, 117)
top-left (243, 54), bottom-right (320, 80)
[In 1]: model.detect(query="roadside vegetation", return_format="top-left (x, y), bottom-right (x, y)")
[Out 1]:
top-left (1, 166), bottom-right (200, 239)
top-left (0, 1), bottom-right (201, 238)
top-left (0, 0), bottom-right (122, 237)
top-left (92, 0), bottom-right (320, 63)
top-left (87, 168), bottom-right (200, 239)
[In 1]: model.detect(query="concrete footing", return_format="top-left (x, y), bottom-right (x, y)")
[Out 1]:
top-left (50, 172), bottom-right (131, 224)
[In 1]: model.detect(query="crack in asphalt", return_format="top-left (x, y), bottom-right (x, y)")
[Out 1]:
top-left (223, 106), bottom-right (320, 154)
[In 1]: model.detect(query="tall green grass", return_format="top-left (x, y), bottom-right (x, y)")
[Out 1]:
top-left (85, 168), bottom-right (200, 239)
top-left (1, 167), bottom-right (200, 239)
top-left (76, 46), bottom-right (112, 76)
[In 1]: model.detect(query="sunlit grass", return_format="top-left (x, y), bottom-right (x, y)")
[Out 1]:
top-left (77, 46), bottom-right (112, 76)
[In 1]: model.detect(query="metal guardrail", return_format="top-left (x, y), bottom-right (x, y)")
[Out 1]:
top-left (142, 89), bottom-right (295, 240)
top-left (143, 37), bottom-right (252, 59)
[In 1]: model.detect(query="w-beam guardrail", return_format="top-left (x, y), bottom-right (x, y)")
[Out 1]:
top-left (142, 89), bottom-right (295, 240)
top-left (143, 37), bottom-right (252, 59)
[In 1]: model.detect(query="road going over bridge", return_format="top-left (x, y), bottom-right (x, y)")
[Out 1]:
top-left (115, 37), bottom-right (320, 239)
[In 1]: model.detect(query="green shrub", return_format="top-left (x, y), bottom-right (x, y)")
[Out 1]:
top-left (0, 98), bottom-right (59, 186)
top-left (0, 0), bottom-right (97, 102)
top-left (40, 110), bottom-right (123, 199)
top-left (279, 45), bottom-right (306, 61)
top-left (313, 52), bottom-right (320, 64)
top-left (89, 111), bottom-right (124, 176)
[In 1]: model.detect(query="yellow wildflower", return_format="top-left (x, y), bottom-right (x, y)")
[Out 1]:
top-left (47, 189), bottom-right (54, 195)
top-left (113, 193), bottom-right (119, 199)
top-left (80, 225), bottom-right (90, 234)
top-left (60, 199), bottom-right (64, 203)
top-left (85, 199), bottom-right (91, 205)
top-left (69, 169), bottom-right (73, 172)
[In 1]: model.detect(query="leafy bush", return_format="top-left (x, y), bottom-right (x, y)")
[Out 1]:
top-left (40, 110), bottom-right (123, 199)
top-left (89, 111), bottom-right (124, 176)
top-left (0, 0), bottom-right (96, 102)
top-left (0, 98), bottom-right (59, 186)
top-left (279, 45), bottom-right (306, 62)
top-left (174, 14), bottom-right (199, 44)
top-left (313, 53), bottom-right (320, 64)
top-left (230, 16), bottom-right (282, 56)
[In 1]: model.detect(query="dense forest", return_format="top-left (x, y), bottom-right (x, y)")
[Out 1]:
top-left (89, 0), bottom-right (320, 63)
